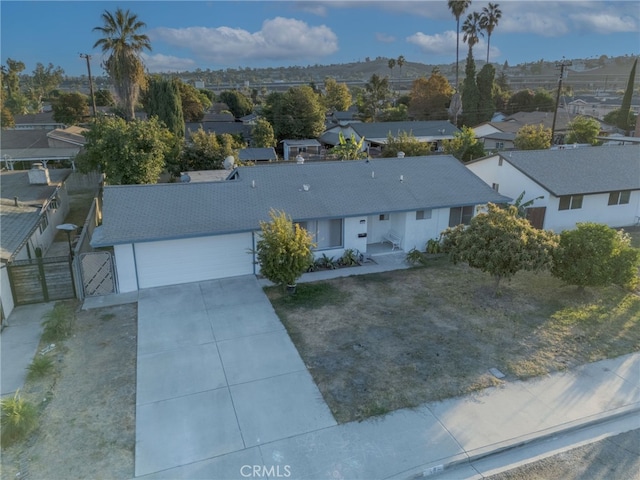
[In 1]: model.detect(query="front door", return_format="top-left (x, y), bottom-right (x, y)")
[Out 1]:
top-left (526, 207), bottom-right (546, 229)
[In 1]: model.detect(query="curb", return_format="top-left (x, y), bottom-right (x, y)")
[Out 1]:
top-left (399, 402), bottom-right (640, 479)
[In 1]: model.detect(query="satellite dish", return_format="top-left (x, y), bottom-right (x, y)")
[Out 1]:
top-left (223, 156), bottom-right (235, 170)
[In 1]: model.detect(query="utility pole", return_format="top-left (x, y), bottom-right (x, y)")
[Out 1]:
top-left (551, 58), bottom-right (572, 145)
top-left (80, 53), bottom-right (97, 118)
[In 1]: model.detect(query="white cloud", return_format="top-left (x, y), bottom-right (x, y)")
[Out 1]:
top-left (293, 2), bottom-right (328, 17)
top-left (150, 17), bottom-right (338, 64)
top-left (569, 12), bottom-right (637, 33)
top-left (499, 11), bottom-right (570, 37)
top-left (406, 30), bottom-right (458, 56)
top-left (376, 32), bottom-right (396, 43)
top-left (141, 53), bottom-right (196, 73)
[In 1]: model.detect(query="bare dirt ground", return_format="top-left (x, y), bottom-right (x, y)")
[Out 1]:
top-left (0, 301), bottom-right (137, 480)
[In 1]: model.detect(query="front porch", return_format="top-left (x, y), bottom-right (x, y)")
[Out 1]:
top-left (365, 242), bottom-right (401, 256)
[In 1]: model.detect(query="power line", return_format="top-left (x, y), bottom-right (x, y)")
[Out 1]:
top-left (551, 58), bottom-right (572, 144)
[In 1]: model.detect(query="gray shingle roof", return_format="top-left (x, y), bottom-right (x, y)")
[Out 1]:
top-left (238, 148), bottom-right (277, 162)
top-left (499, 145), bottom-right (640, 196)
top-left (351, 121), bottom-right (459, 141)
top-left (93, 156), bottom-right (510, 247)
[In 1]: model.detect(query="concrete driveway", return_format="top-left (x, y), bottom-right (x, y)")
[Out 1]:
top-left (134, 275), bottom-right (336, 477)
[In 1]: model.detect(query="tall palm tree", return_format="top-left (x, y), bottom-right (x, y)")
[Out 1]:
top-left (397, 55), bottom-right (405, 77)
top-left (480, 3), bottom-right (502, 64)
top-left (448, 0), bottom-right (472, 90)
top-left (93, 8), bottom-right (151, 121)
top-left (388, 58), bottom-right (396, 78)
top-left (462, 11), bottom-right (483, 58)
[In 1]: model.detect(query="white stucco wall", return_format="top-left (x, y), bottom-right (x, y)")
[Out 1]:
top-left (1, 264), bottom-right (15, 320)
top-left (403, 208), bottom-right (451, 251)
top-left (114, 244), bottom-right (138, 293)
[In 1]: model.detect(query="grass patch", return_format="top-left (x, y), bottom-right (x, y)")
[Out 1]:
top-left (270, 263), bottom-right (640, 423)
top-left (41, 302), bottom-right (75, 343)
top-left (26, 355), bottom-right (55, 381)
top-left (1, 391), bottom-right (38, 447)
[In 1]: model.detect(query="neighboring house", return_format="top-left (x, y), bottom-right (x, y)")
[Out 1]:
top-left (349, 121), bottom-right (459, 153)
top-left (185, 122), bottom-right (251, 140)
top-left (91, 155), bottom-right (509, 292)
top-left (478, 131), bottom-right (517, 151)
top-left (11, 112), bottom-right (65, 130)
top-left (281, 139), bottom-right (322, 161)
top-left (466, 145), bottom-right (640, 232)
top-left (566, 94), bottom-right (640, 121)
top-left (46, 125), bottom-right (88, 148)
top-left (238, 147), bottom-right (277, 163)
top-left (1, 127), bottom-right (83, 169)
top-left (0, 166), bottom-right (72, 319)
top-left (240, 112), bottom-right (259, 125)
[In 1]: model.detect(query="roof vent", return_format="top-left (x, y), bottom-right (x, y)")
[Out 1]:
top-left (251, 180), bottom-right (256, 188)
top-left (397, 151), bottom-right (405, 158)
top-left (296, 154), bottom-right (305, 164)
top-left (302, 184), bottom-right (310, 191)
top-left (400, 175), bottom-right (404, 183)
top-left (371, 171), bottom-right (375, 179)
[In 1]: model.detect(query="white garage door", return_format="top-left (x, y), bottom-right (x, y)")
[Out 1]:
top-left (134, 233), bottom-right (254, 289)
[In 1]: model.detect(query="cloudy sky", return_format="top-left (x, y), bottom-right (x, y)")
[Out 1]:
top-left (1, 1), bottom-right (638, 77)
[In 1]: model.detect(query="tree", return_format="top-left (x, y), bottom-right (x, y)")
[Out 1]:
top-left (52, 92), bottom-right (89, 125)
top-left (323, 77), bottom-right (352, 112)
top-left (142, 76), bottom-right (184, 139)
top-left (26, 62), bottom-right (64, 111)
top-left (219, 90), bottom-right (253, 118)
top-left (480, 3), bottom-right (502, 64)
top-left (255, 210), bottom-right (315, 290)
top-left (604, 109), bottom-right (636, 132)
top-left (397, 55), bottom-right (406, 77)
top-left (617, 58), bottom-right (637, 135)
top-left (177, 80), bottom-right (211, 122)
top-left (262, 86), bottom-right (325, 141)
top-left (179, 128), bottom-right (245, 172)
top-left (381, 131), bottom-right (432, 157)
top-left (507, 89), bottom-right (554, 114)
top-left (1, 58), bottom-right (29, 115)
top-left (329, 132), bottom-right (367, 160)
top-left (442, 125), bottom-right (486, 161)
top-left (565, 116), bottom-right (600, 145)
top-left (552, 223), bottom-right (640, 290)
top-left (448, 0), bottom-right (472, 90)
top-left (461, 49), bottom-right (480, 126)
top-left (387, 58), bottom-right (396, 77)
top-left (476, 64), bottom-right (496, 123)
top-left (462, 11), bottom-right (483, 59)
top-left (357, 74), bottom-right (392, 122)
top-left (379, 104), bottom-right (409, 122)
top-left (77, 116), bottom-right (173, 184)
top-left (408, 71), bottom-right (454, 121)
top-left (94, 89), bottom-right (115, 106)
top-left (93, 8), bottom-right (151, 121)
top-left (251, 118), bottom-right (276, 148)
top-left (514, 124), bottom-right (552, 150)
top-left (441, 204), bottom-right (558, 293)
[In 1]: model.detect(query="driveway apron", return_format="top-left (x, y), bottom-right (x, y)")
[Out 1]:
top-left (134, 276), bottom-right (336, 477)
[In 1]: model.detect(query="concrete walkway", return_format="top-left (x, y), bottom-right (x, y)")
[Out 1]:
top-left (134, 266), bottom-right (640, 479)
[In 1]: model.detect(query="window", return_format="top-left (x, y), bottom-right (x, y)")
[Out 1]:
top-left (495, 142), bottom-right (504, 150)
top-left (298, 219), bottom-right (343, 249)
top-left (558, 195), bottom-right (583, 211)
top-left (416, 209), bottom-right (432, 220)
top-left (38, 214), bottom-right (49, 234)
top-left (379, 214), bottom-right (389, 221)
top-left (608, 191), bottom-right (631, 206)
top-left (492, 183), bottom-right (499, 192)
top-left (449, 206), bottom-right (474, 227)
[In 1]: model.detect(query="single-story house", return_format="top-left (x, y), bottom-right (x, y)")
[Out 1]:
top-left (349, 121), bottom-right (460, 153)
top-left (91, 155), bottom-right (509, 292)
top-left (0, 166), bottom-right (72, 319)
top-left (280, 139), bottom-right (323, 161)
top-left (46, 125), bottom-right (88, 148)
top-left (466, 145), bottom-right (640, 231)
top-left (238, 147), bottom-right (277, 163)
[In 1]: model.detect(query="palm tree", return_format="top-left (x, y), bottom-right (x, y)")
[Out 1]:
top-left (93, 8), bottom-right (151, 121)
top-left (397, 55), bottom-right (405, 77)
top-left (448, 0), bottom-right (472, 90)
top-left (480, 3), bottom-right (502, 64)
top-left (462, 11), bottom-right (483, 58)
top-left (388, 58), bottom-right (396, 77)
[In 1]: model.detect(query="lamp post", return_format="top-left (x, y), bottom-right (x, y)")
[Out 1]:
top-left (56, 223), bottom-right (78, 257)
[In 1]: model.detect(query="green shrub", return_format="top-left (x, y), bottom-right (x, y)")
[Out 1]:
top-left (339, 249), bottom-right (360, 267)
top-left (26, 355), bottom-right (54, 381)
top-left (315, 253), bottom-right (337, 270)
top-left (41, 303), bottom-right (74, 343)
top-left (1, 391), bottom-right (37, 447)
top-left (406, 248), bottom-right (428, 266)
top-left (426, 238), bottom-right (442, 254)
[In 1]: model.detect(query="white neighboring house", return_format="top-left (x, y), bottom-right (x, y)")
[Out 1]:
top-left (91, 156), bottom-right (509, 293)
top-left (466, 145), bottom-right (640, 232)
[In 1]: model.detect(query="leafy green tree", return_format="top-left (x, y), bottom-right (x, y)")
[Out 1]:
top-left (52, 92), bottom-right (89, 125)
top-left (177, 80), bottom-right (210, 122)
top-left (381, 131), bottom-right (432, 157)
top-left (480, 3), bottom-right (502, 64)
top-left (142, 76), bottom-right (184, 139)
top-left (448, 0), bottom-right (472, 89)
top-left (329, 132), bottom-right (367, 160)
top-left (552, 223), bottom-right (640, 290)
top-left (461, 50), bottom-right (480, 126)
top-left (617, 58), bottom-right (637, 135)
top-left (565, 116), bottom-right (600, 145)
top-left (379, 104), bottom-right (409, 122)
top-left (442, 204), bottom-right (558, 293)
top-left (251, 118), bottom-right (276, 148)
top-left (476, 64), bottom-right (496, 123)
top-left (179, 128), bottom-right (245, 172)
top-left (357, 74), bottom-right (392, 122)
top-left (604, 109), bottom-right (636, 132)
top-left (77, 116), bottom-right (173, 184)
top-left (94, 89), bottom-right (115, 106)
top-left (408, 71), bottom-right (454, 121)
top-left (255, 210), bottom-right (315, 289)
top-left (219, 90), bottom-right (253, 118)
top-left (262, 85), bottom-right (325, 141)
top-left (514, 124), bottom-right (552, 150)
top-left (93, 8), bottom-right (151, 121)
top-left (26, 62), bottom-right (64, 111)
top-left (507, 89), bottom-right (554, 114)
top-left (323, 77), bottom-right (352, 112)
top-left (1, 105), bottom-right (15, 128)
top-left (1, 58), bottom-right (29, 114)
top-left (532, 89), bottom-right (554, 111)
top-left (442, 125), bottom-right (486, 161)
